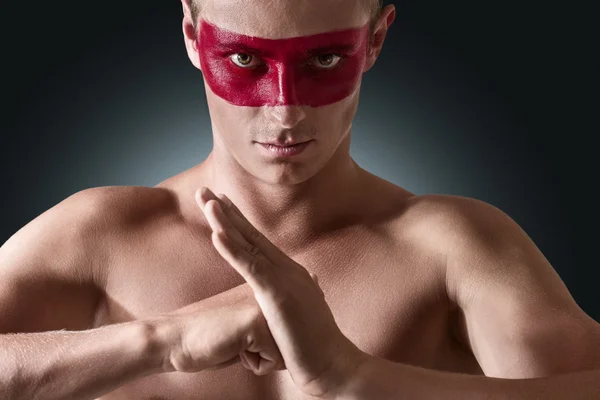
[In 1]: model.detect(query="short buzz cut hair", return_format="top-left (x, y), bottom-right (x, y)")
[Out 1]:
top-left (188, 0), bottom-right (384, 36)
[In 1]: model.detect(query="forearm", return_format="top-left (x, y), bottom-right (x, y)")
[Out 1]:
top-left (0, 321), bottom-right (164, 400)
top-left (337, 353), bottom-right (600, 400)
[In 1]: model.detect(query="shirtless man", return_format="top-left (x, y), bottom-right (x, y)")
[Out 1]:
top-left (1, 0), bottom-right (600, 399)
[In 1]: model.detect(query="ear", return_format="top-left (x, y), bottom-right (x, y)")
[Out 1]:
top-left (363, 4), bottom-right (396, 73)
top-left (181, 0), bottom-right (202, 71)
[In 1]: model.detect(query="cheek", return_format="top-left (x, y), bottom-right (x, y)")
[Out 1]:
top-left (309, 91), bottom-right (360, 135)
top-left (207, 96), bottom-right (260, 139)
top-left (199, 51), bottom-right (365, 107)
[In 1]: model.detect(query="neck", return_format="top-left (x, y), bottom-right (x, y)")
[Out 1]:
top-left (203, 134), bottom-right (366, 253)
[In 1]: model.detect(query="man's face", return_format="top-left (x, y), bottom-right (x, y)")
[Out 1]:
top-left (192, 0), bottom-right (374, 185)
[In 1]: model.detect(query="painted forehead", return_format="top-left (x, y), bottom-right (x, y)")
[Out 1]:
top-left (197, 19), bottom-right (370, 54)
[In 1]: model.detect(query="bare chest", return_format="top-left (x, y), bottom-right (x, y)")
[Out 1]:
top-left (95, 225), bottom-right (480, 399)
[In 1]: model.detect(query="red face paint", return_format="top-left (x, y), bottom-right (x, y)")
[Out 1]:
top-left (197, 20), bottom-right (370, 107)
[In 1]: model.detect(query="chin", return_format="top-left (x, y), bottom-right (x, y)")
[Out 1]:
top-left (251, 163), bottom-right (319, 186)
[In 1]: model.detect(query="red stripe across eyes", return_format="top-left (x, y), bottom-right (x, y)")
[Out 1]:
top-left (197, 20), bottom-right (370, 107)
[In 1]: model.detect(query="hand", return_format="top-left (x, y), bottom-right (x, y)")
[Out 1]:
top-left (154, 282), bottom-right (285, 375)
top-left (196, 187), bottom-right (367, 398)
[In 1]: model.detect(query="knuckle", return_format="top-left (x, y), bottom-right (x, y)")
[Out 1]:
top-left (249, 226), bottom-right (262, 242)
top-left (246, 255), bottom-right (262, 276)
top-left (245, 241), bottom-right (260, 256)
top-left (220, 199), bottom-right (231, 213)
top-left (213, 230), bottom-right (228, 245)
top-left (219, 227), bottom-right (236, 240)
top-left (230, 244), bottom-right (242, 260)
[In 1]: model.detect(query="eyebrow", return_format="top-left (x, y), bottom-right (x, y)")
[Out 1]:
top-left (214, 43), bottom-right (266, 55)
top-left (214, 42), bottom-right (360, 56)
top-left (305, 43), bottom-right (360, 55)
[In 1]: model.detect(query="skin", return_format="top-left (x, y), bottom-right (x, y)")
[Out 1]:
top-left (1, 0), bottom-right (599, 399)
top-left (196, 20), bottom-right (371, 107)
top-left (195, 188), bottom-right (364, 397)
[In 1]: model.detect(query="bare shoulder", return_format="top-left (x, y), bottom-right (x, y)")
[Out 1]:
top-left (399, 192), bottom-right (521, 253)
top-left (401, 198), bottom-right (600, 376)
top-left (0, 185), bottom-right (181, 286)
top-left (401, 193), bottom-right (582, 316)
top-left (0, 185), bottom-right (181, 333)
top-left (39, 185), bottom-right (180, 238)
top-left (397, 193), bottom-right (540, 295)
top-left (72, 185), bottom-right (181, 221)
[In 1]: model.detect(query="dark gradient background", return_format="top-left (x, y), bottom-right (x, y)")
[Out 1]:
top-left (1, 2), bottom-right (598, 320)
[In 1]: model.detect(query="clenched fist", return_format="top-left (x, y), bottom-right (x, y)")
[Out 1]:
top-left (150, 282), bottom-right (285, 376)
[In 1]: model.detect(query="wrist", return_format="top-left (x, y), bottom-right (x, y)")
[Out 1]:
top-left (332, 351), bottom-right (376, 400)
top-left (141, 317), bottom-right (181, 373)
top-left (320, 341), bottom-right (373, 400)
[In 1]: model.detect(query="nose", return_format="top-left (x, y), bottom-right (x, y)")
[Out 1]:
top-left (275, 63), bottom-right (298, 105)
top-left (265, 63), bottom-right (306, 127)
top-left (266, 105), bottom-right (307, 128)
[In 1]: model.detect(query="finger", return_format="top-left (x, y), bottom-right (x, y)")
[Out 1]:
top-left (206, 355), bottom-right (241, 371)
top-left (195, 187), bottom-right (219, 214)
top-left (200, 188), bottom-right (308, 276)
top-left (241, 350), bottom-right (276, 375)
top-left (215, 193), bottom-right (310, 278)
top-left (240, 351), bottom-right (251, 370)
top-left (214, 192), bottom-right (266, 246)
top-left (210, 210), bottom-right (272, 292)
top-left (210, 190), bottom-right (283, 260)
top-left (204, 199), bottom-right (261, 260)
top-left (196, 188), bottom-right (277, 262)
top-left (246, 320), bottom-right (286, 374)
top-left (242, 351), bottom-right (271, 376)
top-left (195, 187), bottom-right (232, 218)
top-left (240, 351), bottom-right (278, 375)
top-left (199, 188), bottom-right (308, 286)
top-left (214, 192), bottom-right (245, 220)
top-left (196, 187), bottom-right (234, 225)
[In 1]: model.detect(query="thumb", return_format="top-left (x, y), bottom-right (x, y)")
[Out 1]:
top-left (240, 350), bottom-right (282, 375)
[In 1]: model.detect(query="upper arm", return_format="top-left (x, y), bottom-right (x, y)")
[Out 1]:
top-left (0, 188), bottom-right (110, 334)
top-left (423, 195), bottom-right (600, 378)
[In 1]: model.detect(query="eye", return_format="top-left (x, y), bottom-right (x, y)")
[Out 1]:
top-left (312, 54), bottom-right (342, 69)
top-left (230, 53), bottom-right (261, 68)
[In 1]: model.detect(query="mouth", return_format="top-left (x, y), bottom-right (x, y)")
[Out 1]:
top-left (257, 139), bottom-right (314, 147)
top-left (255, 140), bottom-right (314, 157)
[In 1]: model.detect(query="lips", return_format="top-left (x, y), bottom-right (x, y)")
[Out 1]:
top-left (260, 140), bottom-right (313, 147)
top-left (257, 140), bottom-right (313, 157)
